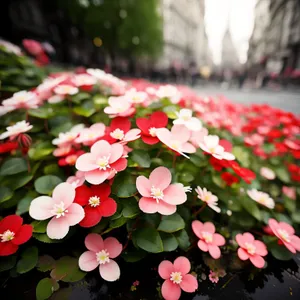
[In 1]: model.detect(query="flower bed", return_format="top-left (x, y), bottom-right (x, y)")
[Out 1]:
top-left (0, 69), bottom-right (299, 300)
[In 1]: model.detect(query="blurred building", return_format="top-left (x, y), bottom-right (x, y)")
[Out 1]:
top-left (221, 26), bottom-right (240, 68)
top-left (157, 0), bottom-right (210, 69)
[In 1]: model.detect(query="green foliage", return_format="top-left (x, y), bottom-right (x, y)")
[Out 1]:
top-left (16, 246), bottom-right (39, 274)
top-left (34, 175), bottom-right (62, 194)
top-left (0, 157), bottom-right (28, 175)
top-left (134, 227), bottom-right (163, 253)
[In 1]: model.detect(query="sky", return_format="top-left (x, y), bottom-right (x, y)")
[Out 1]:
top-left (204, 0), bottom-right (257, 65)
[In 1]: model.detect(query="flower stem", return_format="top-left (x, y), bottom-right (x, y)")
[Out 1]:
top-left (172, 153), bottom-right (177, 168)
top-left (192, 203), bottom-right (207, 217)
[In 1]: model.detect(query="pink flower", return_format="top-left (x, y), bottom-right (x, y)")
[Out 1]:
top-left (0, 105), bottom-right (14, 116)
top-left (78, 233), bottom-right (122, 282)
top-left (75, 123), bottom-right (106, 146)
top-left (29, 183), bottom-right (84, 239)
top-left (23, 39), bottom-right (44, 56)
top-left (0, 121), bottom-right (32, 140)
top-left (66, 171), bottom-right (85, 188)
top-left (52, 124), bottom-right (85, 147)
top-left (189, 127), bottom-right (208, 147)
top-left (173, 109), bottom-right (202, 131)
top-left (282, 186), bottom-right (296, 200)
top-left (2, 91), bottom-right (39, 110)
top-left (268, 219), bottom-right (300, 253)
top-left (199, 135), bottom-right (235, 160)
top-left (158, 256), bottom-right (198, 300)
top-left (48, 95), bottom-right (64, 104)
top-left (260, 167), bottom-right (276, 180)
top-left (156, 85), bottom-right (181, 104)
top-left (156, 125), bottom-right (196, 158)
top-left (244, 134), bottom-right (264, 146)
top-left (104, 96), bottom-right (135, 117)
top-left (75, 140), bottom-right (127, 184)
top-left (208, 270), bottom-right (219, 283)
top-left (54, 84), bottom-right (79, 95)
top-left (195, 187), bottom-right (221, 213)
top-left (236, 232), bottom-right (268, 268)
top-left (192, 221), bottom-right (225, 259)
top-left (247, 189), bottom-right (275, 209)
top-left (136, 166), bottom-right (187, 215)
top-left (125, 88), bottom-right (148, 104)
top-left (71, 74), bottom-right (97, 87)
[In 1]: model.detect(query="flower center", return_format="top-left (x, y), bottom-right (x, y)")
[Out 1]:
top-left (116, 105), bottom-right (125, 113)
top-left (170, 140), bottom-right (180, 150)
top-left (278, 229), bottom-right (291, 243)
top-left (132, 96), bottom-right (141, 103)
top-left (89, 196), bottom-right (100, 207)
top-left (51, 201), bottom-right (68, 218)
top-left (149, 127), bottom-right (157, 137)
top-left (150, 186), bottom-right (164, 203)
top-left (182, 115), bottom-right (191, 121)
top-left (202, 231), bottom-right (213, 243)
top-left (245, 242), bottom-right (256, 255)
top-left (0, 230), bottom-right (15, 242)
top-left (203, 194), bottom-right (211, 202)
top-left (96, 249), bottom-right (110, 264)
top-left (96, 156), bottom-right (111, 170)
top-left (170, 272), bottom-right (182, 284)
top-left (110, 128), bottom-right (125, 140)
top-left (258, 196), bottom-right (267, 205)
top-left (209, 147), bottom-right (216, 154)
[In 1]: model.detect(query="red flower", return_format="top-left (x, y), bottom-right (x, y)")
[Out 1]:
top-left (209, 156), bottom-right (229, 171)
top-left (136, 111), bottom-right (168, 145)
top-left (0, 141), bottom-right (18, 154)
top-left (221, 172), bottom-right (239, 186)
top-left (74, 184), bottom-right (117, 227)
top-left (229, 161), bottom-right (256, 184)
top-left (0, 215), bottom-right (32, 256)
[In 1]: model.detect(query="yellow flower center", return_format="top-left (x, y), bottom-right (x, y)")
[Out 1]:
top-left (149, 127), bottom-right (157, 137)
top-left (202, 231), bottom-right (213, 243)
top-left (110, 128), bottom-right (125, 140)
top-left (170, 272), bottom-right (182, 284)
top-left (96, 249), bottom-right (110, 264)
top-left (245, 242), bottom-right (256, 255)
top-left (89, 196), bottom-right (100, 207)
top-left (97, 156), bottom-right (110, 170)
top-left (0, 230), bottom-right (15, 242)
top-left (51, 201), bottom-right (68, 218)
top-left (150, 186), bottom-right (164, 203)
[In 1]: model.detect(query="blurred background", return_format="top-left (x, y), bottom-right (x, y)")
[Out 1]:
top-left (1, 0), bottom-right (300, 110)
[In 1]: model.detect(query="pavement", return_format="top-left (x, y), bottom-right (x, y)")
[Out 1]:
top-left (194, 83), bottom-right (300, 114)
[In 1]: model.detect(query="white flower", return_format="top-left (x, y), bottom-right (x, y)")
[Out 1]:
top-left (125, 88), bottom-right (148, 104)
top-left (71, 74), bottom-right (97, 87)
top-left (156, 85), bottom-right (181, 104)
top-left (199, 135), bottom-right (235, 160)
top-left (2, 91), bottom-right (39, 109)
top-left (247, 189), bottom-right (275, 209)
top-left (48, 95), bottom-right (64, 104)
top-left (260, 167), bottom-right (276, 180)
top-left (52, 124), bottom-right (85, 146)
top-left (173, 109), bottom-right (202, 131)
top-left (0, 105), bottom-right (14, 116)
top-left (195, 186), bottom-right (221, 213)
top-left (54, 85), bottom-right (79, 95)
top-left (0, 121), bottom-right (33, 140)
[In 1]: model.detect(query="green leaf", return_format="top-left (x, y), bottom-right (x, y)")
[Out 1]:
top-left (269, 241), bottom-right (293, 261)
top-left (16, 246), bottom-right (39, 274)
top-left (276, 167), bottom-right (290, 183)
top-left (109, 216), bottom-right (128, 229)
top-left (131, 150), bottom-right (151, 168)
top-left (0, 255), bottom-right (16, 272)
top-left (122, 198), bottom-right (140, 218)
top-left (157, 213), bottom-right (185, 233)
top-left (134, 227), bottom-right (163, 253)
top-left (36, 278), bottom-right (54, 300)
top-left (34, 175), bottom-right (62, 194)
top-left (5, 173), bottom-right (33, 190)
top-left (32, 220), bottom-right (48, 233)
top-left (232, 146), bottom-right (250, 167)
top-left (160, 232), bottom-right (178, 251)
top-left (174, 229), bottom-right (190, 250)
top-left (37, 255), bottom-right (56, 272)
top-left (16, 191), bottom-right (37, 215)
top-left (71, 92), bottom-right (90, 104)
top-left (114, 183), bottom-right (137, 198)
top-left (180, 172), bottom-right (194, 183)
top-left (43, 164), bottom-right (64, 176)
top-left (292, 211), bottom-right (300, 223)
top-left (0, 157), bottom-right (27, 175)
top-left (28, 148), bottom-right (54, 160)
top-left (28, 107), bottom-right (54, 119)
top-left (33, 233), bottom-right (61, 244)
top-left (141, 213), bottom-right (161, 228)
top-left (73, 100), bottom-right (96, 117)
top-left (0, 186), bottom-right (13, 203)
top-left (122, 248), bottom-right (147, 262)
top-left (93, 95), bottom-right (108, 105)
top-left (284, 196), bottom-right (296, 213)
top-left (241, 196), bottom-right (261, 221)
top-left (163, 105), bottom-right (178, 119)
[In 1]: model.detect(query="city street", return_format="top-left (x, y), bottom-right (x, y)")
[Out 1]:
top-left (194, 84), bottom-right (300, 114)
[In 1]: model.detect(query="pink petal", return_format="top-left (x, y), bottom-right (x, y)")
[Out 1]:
top-left (173, 256), bottom-right (190, 275)
top-left (243, 232), bottom-right (255, 243)
top-left (85, 169), bottom-right (110, 185)
top-left (124, 129), bottom-right (141, 142)
top-left (149, 166), bottom-right (171, 190)
top-left (237, 247), bottom-right (249, 260)
top-left (268, 218), bottom-right (279, 235)
top-left (161, 279), bottom-right (181, 300)
top-left (52, 182), bottom-right (75, 207)
top-left (78, 251), bottom-right (98, 271)
top-left (156, 128), bottom-right (172, 145)
top-left (278, 222), bottom-right (295, 235)
top-left (75, 153), bottom-right (97, 171)
top-left (192, 220), bottom-right (204, 239)
top-left (85, 233), bottom-right (104, 252)
top-left (157, 201), bottom-right (177, 215)
top-left (65, 203), bottom-right (85, 225)
top-left (111, 158), bottom-right (127, 172)
top-left (47, 217), bottom-right (69, 239)
top-left (208, 245), bottom-right (221, 259)
top-left (291, 235), bottom-right (300, 251)
top-left (253, 240), bottom-right (268, 256)
top-left (158, 260), bottom-right (174, 279)
top-left (202, 222), bottom-right (215, 234)
top-left (109, 143), bottom-right (124, 163)
top-left (198, 240), bottom-right (208, 252)
top-left (136, 176), bottom-right (151, 197)
top-left (163, 184), bottom-right (187, 205)
top-left (171, 125), bottom-right (191, 143)
top-left (180, 274), bottom-right (198, 292)
top-left (249, 254), bottom-right (265, 268)
top-left (99, 259), bottom-right (120, 282)
top-left (181, 142), bottom-right (196, 153)
top-left (139, 197), bottom-right (159, 214)
top-left (91, 140), bottom-right (111, 157)
top-left (103, 237), bottom-right (122, 258)
top-left (282, 241), bottom-right (296, 253)
top-left (213, 233), bottom-right (226, 246)
top-left (235, 233), bottom-right (246, 247)
top-left (104, 106), bottom-right (116, 114)
top-left (29, 196), bottom-right (54, 220)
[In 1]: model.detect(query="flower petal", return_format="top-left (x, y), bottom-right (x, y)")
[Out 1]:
top-left (98, 197), bottom-right (117, 217)
top-left (161, 279), bottom-right (181, 300)
top-left (124, 129), bottom-right (141, 142)
top-left (170, 124), bottom-right (191, 142)
top-left (213, 233), bottom-right (226, 246)
top-left (78, 251), bottom-right (98, 271)
top-left (99, 259), bottom-right (120, 282)
top-left (91, 140), bottom-right (111, 157)
top-left (202, 222), bottom-right (215, 234)
top-left (111, 158), bottom-right (127, 172)
top-left (150, 111), bottom-right (168, 127)
top-left (109, 143), bottom-right (124, 163)
top-left (90, 184), bottom-right (111, 199)
top-left (47, 217), bottom-right (69, 239)
top-left (253, 240), bottom-right (268, 256)
top-left (249, 254), bottom-right (265, 268)
top-left (180, 274), bottom-right (198, 292)
top-left (136, 176), bottom-right (151, 197)
top-left (192, 220), bottom-right (204, 239)
top-left (141, 135), bottom-right (159, 145)
top-left (173, 256), bottom-right (190, 275)
top-left (52, 182), bottom-right (75, 208)
top-left (237, 247), bottom-right (249, 260)
top-left (103, 237), bottom-right (122, 258)
top-left (74, 185), bottom-right (92, 206)
top-left (149, 166), bottom-right (171, 190)
top-left (163, 183), bottom-right (187, 205)
top-left (80, 206), bottom-right (102, 228)
top-left (12, 225), bottom-right (32, 245)
top-left (291, 235), bottom-right (300, 251)
top-left (278, 222), bottom-right (295, 235)
top-left (29, 196), bottom-right (54, 220)
top-left (208, 245), bottom-right (221, 259)
top-left (0, 242), bottom-right (18, 256)
top-left (157, 201), bottom-right (177, 215)
top-left (139, 197), bottom-right (159, 214)
top-left (85, 233), bottom-right (104, 252)
top-left (198, 240), bottom-right (208, 252)
top-left (158, 260), bottom-right (174, 279)
top-left (75, 153), bottom-right (97, 171)
top-left (65, 203), bottom-right (85, 226)
top-left (136, 117), bottom-right (150, 133)
top-left (0, 215), bottom-right (23, 233)
top-left (85, 169), bottom-right (110, 185)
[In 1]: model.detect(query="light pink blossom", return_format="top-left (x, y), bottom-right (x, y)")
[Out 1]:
top-left (75, 123), bottom-right (106, 146)
top-left (0, 121), bottom-right (32, 140)
top-left (173, 109), bottom-right (202, 131)
top-left (78, 233), bottom-right (122, 282)
top-left (158, 256), bottom-right (198, 300)
top-left (66, 171), bottom-right (85, 188)
top-left (244, 134), bottom-right (264, 146)
top-left (54, 84), bottom-right (79, 95)
top-left (2, 91), bottom-right (39, 110)
top-left (236, 232), bottom-right (268, 268)
top-left (52, 124), bottom-right (85, 146)
top-left (260, 167), bottom-right (276, 180)
top-left (195, 186), bottom-right (221, 213)
top-left (104, 96), bottom-right (135, 117)
top-left (189, 127), bottom-right (208, 147)
top-left (75, 140), bottom-right (127, 185)
top-left (156, 85), bottom-right (181, 104)
top-left (247, 189), bottom-right (275, 209)
top-left (29, 182), bottom-right (84, 239)
top-left (48, 95), bottom-right (64, 104)
top-left (136, 166), bottom-right (187, 215)
top-left (282, 186), bottom-right (296, 200)
top-left (0, 105), bottom-right (14, 116)
top-left (71, 74), bottom-right (97, 87)
top-left (192, 221), bottom-right (225, 259)
top-left (208, 270), bottom-right (219, 283)
top-left (125, 88), bottom-right (148, 104)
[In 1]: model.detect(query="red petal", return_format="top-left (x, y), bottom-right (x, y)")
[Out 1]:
top-left (0, 215), bottom-right (23, 233)
top-left (74, 185), bottom-right (93, 206)
top-left (79, 206), bottom-right (102, 228)
top-left (0, 242), bottom-right (18, 256)
top-left (98, 197), bottom-right (117, 217)
top-left (90, 183), bottom-right (111, 199)
top-left (141, 135), bottom-right (159, 145)
top-left (150, 111), bottom-right (168, 128)
top-left (136, 118), bottom-right (150, 133)
top-left (12, 225), bottom-right (32, 245)
top-left (110, 117), bottom-right (131, 133)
